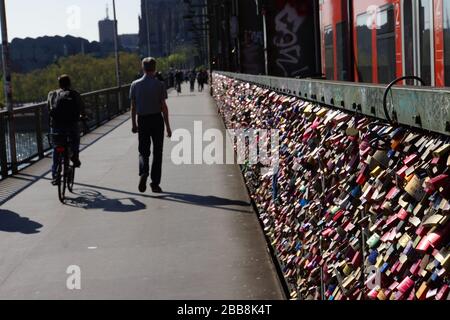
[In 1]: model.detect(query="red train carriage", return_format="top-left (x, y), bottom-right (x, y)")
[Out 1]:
top-left (319, 0), bottom-right (450, 87)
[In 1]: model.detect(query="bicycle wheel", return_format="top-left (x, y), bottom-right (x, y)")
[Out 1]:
top-left (67, 166), bottom-right (75, 193)
top-left (57, 160), bottom-right (66, 204)
top-left (60, 153), bottom-right (72, 203)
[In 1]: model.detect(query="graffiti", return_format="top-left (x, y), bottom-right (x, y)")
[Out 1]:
top-left (272, 3), bottom-right (308, 77)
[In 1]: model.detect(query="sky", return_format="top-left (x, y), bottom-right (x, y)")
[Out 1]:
top-left (5, 0), bottom-right (141, 42)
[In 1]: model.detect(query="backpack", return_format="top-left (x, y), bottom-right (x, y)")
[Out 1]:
top-left (50, 90), bottom-right (80, 126)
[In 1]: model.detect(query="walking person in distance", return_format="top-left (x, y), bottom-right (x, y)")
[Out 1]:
top-left (130, 58), bottom-right (172, 194)
top-left (175, 70), bottom-right (183, 95)
top-left (189, 69), bottom-right (196, 92)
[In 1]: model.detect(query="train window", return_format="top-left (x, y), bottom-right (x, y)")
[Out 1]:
top-left (419, 0), bottom-right (433, 85)
top-left (444, 0), bottom-right (450, 86)
top-left (377, 5), bottom-right (396, 84)
top-left (324, 26), bottom-right (334, 80)
top-left (356, 13), bottom-right (373, 83)
top-left (336, 22), bottom-right (350, 81)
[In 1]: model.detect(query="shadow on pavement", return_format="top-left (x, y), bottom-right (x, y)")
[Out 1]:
top-left (0, 210), bottom-right (43, 234)
top-left (152, 192), bottom-right (251, 208)
top-left (67, 184), bottom-right (252, 213)
top-left (66, 189), bottom-right (146, 213)
top-left (10, 175), bottom-right (252, 214)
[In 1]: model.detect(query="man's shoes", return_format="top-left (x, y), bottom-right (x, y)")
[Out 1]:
top-left (151, 184), bottom-right (163, 193)
top-left (51, 178), bottom-right (58, 186)
top-left (139, 176), bottom-right (148, 193)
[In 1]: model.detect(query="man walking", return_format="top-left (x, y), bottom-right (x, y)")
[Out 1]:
top-left (189, 69), bottom-right (196, 92)
top-left (175, 70), bottom-right (183, 94)
top-left (130, 58), bottom-right (172, 193)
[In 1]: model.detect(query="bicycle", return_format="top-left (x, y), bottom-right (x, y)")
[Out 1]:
top-left (48, 118), bottom-right (89, 204)
top-left (48, 133), bottom-right (76, 203)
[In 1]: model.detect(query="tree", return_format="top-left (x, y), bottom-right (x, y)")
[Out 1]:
top-left (0, 52), bottom-right (142, 107)
top-left (0, 47), bottom-right (196, 108)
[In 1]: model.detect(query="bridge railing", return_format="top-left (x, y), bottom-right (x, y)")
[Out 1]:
top-left (0, 84), bottom-right (131, 180)
top-left (216, 72), bottom-right (450, 137)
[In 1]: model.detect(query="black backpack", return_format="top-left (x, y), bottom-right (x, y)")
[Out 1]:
top-left (50, 90), bottom-right (80, 126)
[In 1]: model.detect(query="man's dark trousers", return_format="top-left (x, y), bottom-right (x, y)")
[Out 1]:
top-left (138, 114), bottom-right (165, 186)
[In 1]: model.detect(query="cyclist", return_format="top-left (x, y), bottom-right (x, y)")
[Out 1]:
top-left (47, 75), bottom-right (85, 185)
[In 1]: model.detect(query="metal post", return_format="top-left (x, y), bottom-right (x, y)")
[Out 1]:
top-left (35, 107), bottom-right (44, 159)
top-left (121, 86), bottom-right (127, 112)
top-left (106, 92), bottom-right (111, 120)
top-left (95, 95), bottom-right (100, 127)
top-left (0, 0), bottom-right (17, 173)
top-left (347, 0), bottom-right (355, 81)
top-left (203, 0), bottom-right (211, 68)
top-left (112, 0), bottom-right (122, 115)
top-left (210, 1), bottom-right (217, 94)
top-left (206, 0), bottom-right (213, 83)
top-left (0, 113), bottom-right (7, 178)
top-left (112, 0), bottom-right (121, 88)
top-left (262, 9), bottom-right (269, 76)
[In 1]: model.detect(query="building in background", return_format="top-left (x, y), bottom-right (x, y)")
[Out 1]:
top-left (138, 0), bottom-right (193, 58)
top-left (183, 0), bottom-right (209, 67)
top-left (98, 6), bottom-right (116, 44)
top-left (119, 34), bottom-right (140, 52)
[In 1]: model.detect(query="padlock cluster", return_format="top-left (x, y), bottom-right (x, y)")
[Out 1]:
top-left (212, 74), bottom-right (450, 300)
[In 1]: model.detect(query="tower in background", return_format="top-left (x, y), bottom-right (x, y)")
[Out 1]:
top-left (99, 4), bottom-right (116, 44)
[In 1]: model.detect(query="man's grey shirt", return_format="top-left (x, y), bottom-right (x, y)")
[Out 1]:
top-left (130, 74), bottom-right (168, 115)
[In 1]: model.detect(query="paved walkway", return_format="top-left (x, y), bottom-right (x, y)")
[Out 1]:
top-left (0, 85), bottom-right (284, 300)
